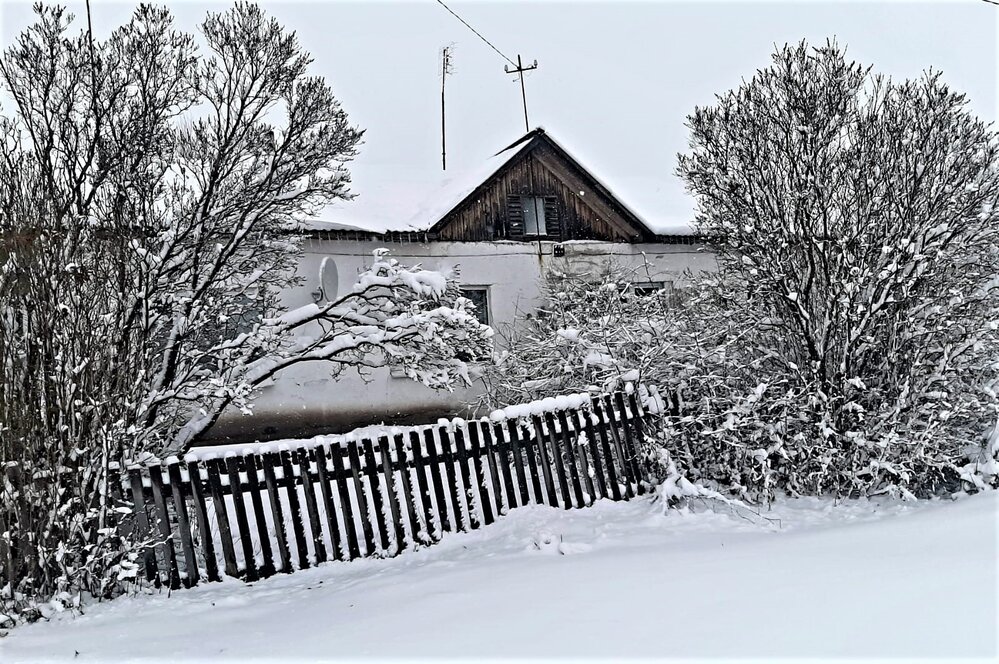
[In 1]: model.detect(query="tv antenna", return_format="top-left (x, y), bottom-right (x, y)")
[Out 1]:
top-left (505, 55), bottom-right (538, 133)
top-left (434, 1), bottom-right (539, 133)
top-left (441, 44), bottom-right (455, 171)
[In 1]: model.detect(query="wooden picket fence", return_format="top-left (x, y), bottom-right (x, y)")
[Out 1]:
top-left (121, 389), bottom-right (656, 591)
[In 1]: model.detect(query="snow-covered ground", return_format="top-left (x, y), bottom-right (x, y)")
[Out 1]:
top-left (2, 491), bottom-right (997, 662)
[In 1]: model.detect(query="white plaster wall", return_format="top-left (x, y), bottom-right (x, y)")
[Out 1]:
top-left (204, 239), bottom-right (715, 442)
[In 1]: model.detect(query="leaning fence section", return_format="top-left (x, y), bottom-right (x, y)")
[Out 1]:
top-left (121, 387), bottom-right (658, 591)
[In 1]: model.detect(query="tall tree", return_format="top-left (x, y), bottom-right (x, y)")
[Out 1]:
top-left (676, 40), bottom-right (999, 496)
top-left (0, 3), bottom-right (490, 614)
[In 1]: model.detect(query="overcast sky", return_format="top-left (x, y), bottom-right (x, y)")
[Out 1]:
top-left (3, 0), bottom-right (997, 231)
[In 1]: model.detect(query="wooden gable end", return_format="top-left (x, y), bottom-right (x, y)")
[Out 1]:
top-left (430, 134), bottom-right (655, 243)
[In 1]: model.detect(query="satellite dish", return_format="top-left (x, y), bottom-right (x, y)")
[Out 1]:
top-left (318, 256), bottom-right (339, 303)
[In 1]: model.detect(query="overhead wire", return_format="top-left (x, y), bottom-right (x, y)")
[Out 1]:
top-left (435, 0), bottom-right (516, 67)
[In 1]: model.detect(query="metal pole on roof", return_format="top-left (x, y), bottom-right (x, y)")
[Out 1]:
top-left (441, 45), bottom-right (454, 171)
top-left (505, 54), bottom-right (538, 133)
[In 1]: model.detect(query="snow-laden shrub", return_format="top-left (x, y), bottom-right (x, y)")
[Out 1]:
top-left (487, 41), bottom-right (999, 502)
top-left (484, 257), bottom-right (999, 501)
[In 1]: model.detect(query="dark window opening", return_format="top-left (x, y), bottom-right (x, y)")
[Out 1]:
top-left (459, 286), bottom-right (490, 326)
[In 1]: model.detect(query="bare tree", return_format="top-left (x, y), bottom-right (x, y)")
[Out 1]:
top-left (0, 3), bottom-right (490, 617)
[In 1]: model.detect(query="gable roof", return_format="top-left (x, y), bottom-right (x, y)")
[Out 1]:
top-left (303, 127), bottom-right (696, 238)
top-left (426, 128), bottom-right (658, 240)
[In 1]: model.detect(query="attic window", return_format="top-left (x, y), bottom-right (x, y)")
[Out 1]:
top-left (506, 195), bottom-right (558, 239)
top-left (523, 196), bottom-right (547, 236)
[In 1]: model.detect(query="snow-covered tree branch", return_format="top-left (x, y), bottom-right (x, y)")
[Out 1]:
top-left (0, 4), bottom-right (490, 617)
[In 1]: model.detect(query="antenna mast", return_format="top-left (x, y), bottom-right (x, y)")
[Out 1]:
top-left (505, 54), bottom-right (538, 133)
top-left (441, 44), bottom-right (455, 171)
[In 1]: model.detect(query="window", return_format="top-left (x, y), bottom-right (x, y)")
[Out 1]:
top-left (632, 280), bottom-right (680, 307)
top-left (632, 281), bottom-right (665, 297)
top-left (522, 196), bottom-right (547, 236)
top-left (506, 195), bottom-right (557, 238)
top-left (459, 287), bottom-right (490, 326)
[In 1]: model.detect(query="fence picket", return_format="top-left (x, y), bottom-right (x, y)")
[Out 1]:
top-left (505, 420), bottom-right (530, 507)
top-left (148, 465), bottom-right (181, 589)
top-left (477, 420), bottom-right (506, 516)
top-left (295, 448), bottom-right (327, 564)
top-left (394, 434), bottom-right (423, 546)
top-left (490, 422), bottom-right (519, 511)
top-left (224, 455), bottom-right (258, 581)
top-left (240, 454), bottom-right (275, 577)
top-left (452, 425), bottom-right (480, 530)
top-left (330, 446), bottom-right (361, 560)
top-left (362, 439), bottom-right (391, 552)
top-left (377, 436), bottom-right (405, 553)
top-left (555, 410), bottom-right (586, 508)
top-left (185, 460), bottom-right (220, 582)
top-left (594, 396), bottom-right (633, 499)
top-left (528, 416), bottom-right (559, 507)
top-left (261, 452), bottom-right (293, 574)
top-left (627, 391), bottom-right (651, 488)
top-left (278, 450), bottom-right (310, 570)
top-left (588, 401), bottom-right (621, 500)
top-left (314, 446), bottom-right (344, 562)
top-left (508, 419), bottom-right (541, 505)
top-left (347, 443), bottom-right (376, 555)
top-left (580, 408), bottom-right (608, 500)
top-left (205, 457), bottom-right (239, 577)
top-left (423, 429), bottom-right (451, 534)
top-left (167, 460), bottom-right (199, 587)
top-left (437, 427), bottom-right (467, 532)
top-left (614, 392), bottom-right (646, 495)
top-left (127, 468), bottom-right (159, 584)
top-left (602, 394), bottom-right (636, 497)
top-left (409, 430), bottom-right (436, 542)
top-left (466, 423), bottom-right (494, 525)
top-left (539, 413), bottom-right (571, 509)
top-left (570, 412), bottom-right (596, 504)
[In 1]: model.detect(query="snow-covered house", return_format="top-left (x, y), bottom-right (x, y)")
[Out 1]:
top-left (201, 128), bottom-right (715, 444)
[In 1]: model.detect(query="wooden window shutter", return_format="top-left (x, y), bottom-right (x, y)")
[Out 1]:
top-left (506, 194), bottom-right (525, 239)
top-left (543, 196), bottom-right (559, 237)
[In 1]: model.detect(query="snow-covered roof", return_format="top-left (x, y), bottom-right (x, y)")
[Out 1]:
top-left (304, 127), bottom-right (695, 236)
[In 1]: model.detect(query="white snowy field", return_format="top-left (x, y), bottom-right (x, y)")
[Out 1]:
top-left (2, 491), bottom-right (997, 663)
